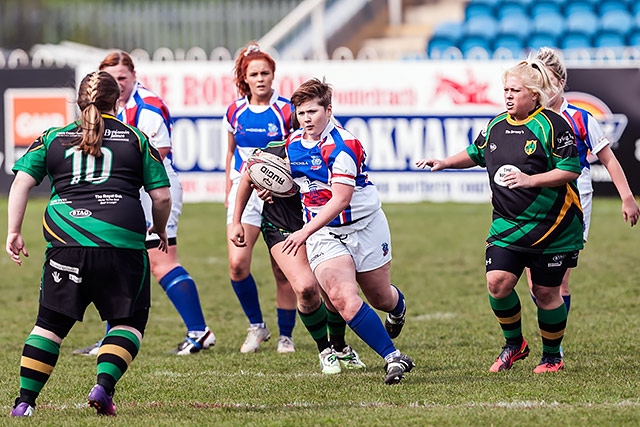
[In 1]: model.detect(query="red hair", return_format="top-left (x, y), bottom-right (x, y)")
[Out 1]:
top-left (233, 42), bottom-right (276, 97)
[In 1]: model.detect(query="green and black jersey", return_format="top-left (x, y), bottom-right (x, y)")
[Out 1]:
top-left (13, 114), bottom-right (170, 250)
top-left (467, 107), bottom-right (584, 254)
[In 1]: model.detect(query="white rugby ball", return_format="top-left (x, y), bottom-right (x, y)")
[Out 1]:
top-left (246, 150), bottom-right (300, 198)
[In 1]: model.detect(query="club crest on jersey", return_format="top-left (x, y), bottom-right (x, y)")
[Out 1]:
top-left (524, 140), bottom-right (536, 155)
top-left (310, 155), bottom-right (323, 170)
top-left (267, 123), bottom-right (279, 137)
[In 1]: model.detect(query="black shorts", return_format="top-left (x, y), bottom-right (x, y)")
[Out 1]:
top-left (261, 220), bottom-right (293, 250)
top-left (41, 247), bottom-right (151, 321)
top-left (485, 244), bottom-right (579, 287)
top-left (146, 237), bottom-right (176, 249)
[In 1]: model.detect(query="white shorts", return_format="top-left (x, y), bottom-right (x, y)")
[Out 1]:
top-left (226, 179), bottom-right (264, 227)
top-left (581, 191), bottom-right (592, 242)
top-left (142, 168), bottom-right (182, 241)
top-left (306, 208), bottom-right (392, 272)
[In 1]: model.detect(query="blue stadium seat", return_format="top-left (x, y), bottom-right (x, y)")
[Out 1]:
top-left (493, 34), bottom-right (525, 58)
top-left (529, 0), bottom-right (563, 18)
top-left (495, 1), bottom-right (528, 20)
top-left (565, 11), bottom-right (600, 39)
top-left (628, 30), bottom-right (640, 47)
top-left (427, 22), bottom-right (464, 59)
top-left (598, 0), bottom-right (632, 15)
top-left (600, 10), bottom-right (634, 37)
top-left (594, 32), bottom-right (627, 48)
top-left (561, 32), bottom-right (594, 50)
top-left (499, 16), bottom-right (532, 40)
top-left (459, 34), bottom-right (493, 57)
top-left (527, 32), bottom-right (559, 50)
top-left (564, 3), bottom-right (596, 16)
top-left (431, 21), bottom-right (465, 42)
top-left (532, 13), bottom-right (565, 39)
top-left (465, 1), bottom-right (496, 21)
top-left (465, 15), bottom-right (499, 41)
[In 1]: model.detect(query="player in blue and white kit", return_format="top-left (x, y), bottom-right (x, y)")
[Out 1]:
top-left (74, 51), bottom-right (215, 356)
top-left (282, 78), bottom-right (414, 385)
top-left (224, 43), bottom-right (298, 353)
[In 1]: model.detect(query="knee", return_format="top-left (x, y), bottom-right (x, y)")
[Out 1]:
top-left (486, 274), bottom-right (516, 298)
top-left (228, 256), bottom-right (250, 280)
top-left (297, 283), bottom-right (319, 305)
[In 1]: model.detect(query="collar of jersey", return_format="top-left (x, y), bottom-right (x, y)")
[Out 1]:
top-left (506, 105), bottom-right (544, 125)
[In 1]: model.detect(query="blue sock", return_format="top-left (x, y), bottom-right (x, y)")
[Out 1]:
top-left (390, 284), bottom-right (405, 317)
top-left (563, 295), bottom-right (571, 314)
top-left (159, 266), bottom-right (206, 332)
top-left (347, 302), bottom-right (396, 359)
top-left (277, 308), bottom-right (296, 337)
top-left (231, 274), bottom-right (263, 325)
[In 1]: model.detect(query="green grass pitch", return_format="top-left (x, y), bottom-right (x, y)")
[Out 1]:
top-left (0, 198), bottom-right (639, 425)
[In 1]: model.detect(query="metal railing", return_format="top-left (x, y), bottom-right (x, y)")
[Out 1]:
top-left (0, 0), bottom-right (300, 54)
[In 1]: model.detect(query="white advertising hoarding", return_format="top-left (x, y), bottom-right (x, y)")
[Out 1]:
top-left (77, 60), bottom-right (512, 202)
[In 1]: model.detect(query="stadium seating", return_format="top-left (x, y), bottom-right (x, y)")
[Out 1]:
top-left (600, 10), bottom-right (634, 36)
top-left (565, 11), bottom-right (600, 38)
top-left (527, 32), bottom-right (560, 50)
top-left (530, 0), bottom-right (563, 18)
top-left (531, 12), bottom-right (565, 40)
top-left (424, 0), bottom-right (640, 59)
top-left (598, 0), bottom-right (632, 15)
top-left (628, 30), bottom-right (640, 47)
top-left (496, 1), bottom-right (528, 20)
top-left (493, 34), bottom-right (524, 59)
top-left (465, 1), bottom-right (496, 21)
top-left (561, 32), bottom-right (594, 50)
top-left (594, 32), bottom-right (627, 48)
top-left (427, 21), bottom-right (464, 58)
top-left (499, 16), bottom-right (532, 41)
top-left (564, 3), bottom-right (596, 16)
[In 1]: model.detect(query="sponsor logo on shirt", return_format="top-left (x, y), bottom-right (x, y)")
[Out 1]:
top-left (505, 129), bottom-right (525, 134)
top-left (69, 208), bottom-right (92, 218)
top-left (556, 130), bottom-right (575, 149)
top-left (103, 128), bottom-right (130, 141)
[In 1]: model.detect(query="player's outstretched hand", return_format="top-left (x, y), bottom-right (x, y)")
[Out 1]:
top-left (416, 159), bottom-right (445, 171)
top-left (6, 232), bottom-right (28, 266)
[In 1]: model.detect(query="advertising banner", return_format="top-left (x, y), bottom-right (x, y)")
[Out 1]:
top-left (0, 68), bottom-right (76, 195)
top-left (3, 63), bottom-right (636, 202)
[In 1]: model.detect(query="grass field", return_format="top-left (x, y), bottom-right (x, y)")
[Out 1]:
top-left (0, 198), bottom-right (639, 426)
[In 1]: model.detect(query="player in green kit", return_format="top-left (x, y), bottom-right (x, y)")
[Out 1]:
top-left (417, 59), bottom-right (583, 374)
top-left (7, 71), bottom-right (171, 417)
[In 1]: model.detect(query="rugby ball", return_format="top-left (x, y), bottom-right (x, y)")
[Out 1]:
top-left (246, 150), bottom-right (299, 198)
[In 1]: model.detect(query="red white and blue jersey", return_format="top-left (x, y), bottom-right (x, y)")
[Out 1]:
top-left (118, 82), bottom-right (174, 169)
top-left (224, 90), bottom-right (293, 181)
top-left (286, 120), bottom-right (380, 227)
top-left (560, 98), bottom-right (610, 196)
